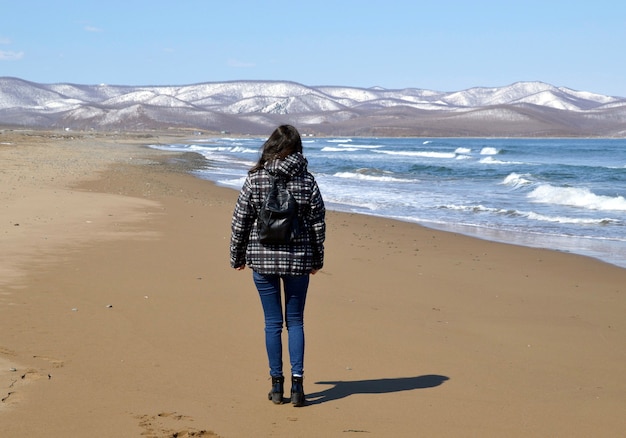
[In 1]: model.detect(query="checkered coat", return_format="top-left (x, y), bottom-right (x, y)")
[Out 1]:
top-left (230, 152), bottom-right (325, 275)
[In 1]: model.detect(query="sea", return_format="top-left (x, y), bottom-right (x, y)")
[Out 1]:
top-left (150, 137), bottom-right (626, 269)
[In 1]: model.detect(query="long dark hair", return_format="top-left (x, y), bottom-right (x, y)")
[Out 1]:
top-left (250, 125), bottom-right (303, 173)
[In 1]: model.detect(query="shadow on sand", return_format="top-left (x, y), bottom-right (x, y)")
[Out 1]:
top-left (306, 374), bottom-right (449, 405)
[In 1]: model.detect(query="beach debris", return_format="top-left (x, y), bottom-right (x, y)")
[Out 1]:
top-left (105, 304), bottom-right (113, 308)
top-left (71, 308), bottom-right (78, 312)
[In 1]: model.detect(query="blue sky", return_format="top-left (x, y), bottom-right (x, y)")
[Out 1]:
top-left (1, 0), bottom-right (625, 97)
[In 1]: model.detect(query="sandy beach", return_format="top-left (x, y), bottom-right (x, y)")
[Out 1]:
top-left (2, 130), bottom-right (625, 437)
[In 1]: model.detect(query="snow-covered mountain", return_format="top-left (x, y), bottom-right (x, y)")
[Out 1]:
top-left (1, 77), bottom-right (625, 136)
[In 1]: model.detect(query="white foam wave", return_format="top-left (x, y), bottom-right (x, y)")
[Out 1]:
top-left (217, 176), bottom-right (247, 189)
top-left (218, 137), bottom-right (253, 142)
top-left (528, 185), bottom-right (626, 211)
top-left (321, 144), bottom-right (382, 151)
top-left (375, 150), bottom-right (456, 159)
top-left (455, 147), bottom-right (471, 154)
top-left (321, 146), bottom-right (361, 152)
top-left (149, 143), bottom-right (188, 152)
top-left (223, 146), bottom-right (257, 154)
top-left (442, 203), bottom-right (621, 226)
top-left (480, 147), bottom-right (500, 155)
top-left (442, 204), bottom-right (503, 214)
top-left (333, 171), bottom-right (412, 182)
top-left (526, 212), bottom-right (620, 225)
top-left (320, 193), bottom-right (380, 211)
top-left (501, 173), bottom-right (533, 188)
top-left (327, 138), bottom-right (352, 143)
top-left (480, 156), bottom-right (523, 165)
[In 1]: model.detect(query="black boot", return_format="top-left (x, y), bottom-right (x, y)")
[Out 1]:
top-left (290, 376), bottom-right (305, 407)
top-left (268, 376), bottom-right (284, 404)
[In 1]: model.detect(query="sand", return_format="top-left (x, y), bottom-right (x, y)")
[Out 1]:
top-left (1, 130), bottom-right (625, 437)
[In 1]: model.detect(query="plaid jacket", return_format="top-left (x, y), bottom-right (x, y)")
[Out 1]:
top-left (230, 152), bottom-right (326, 275)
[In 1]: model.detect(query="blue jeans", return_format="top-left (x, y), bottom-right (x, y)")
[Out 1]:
top-left (252, 271), bottom-right (309, 378)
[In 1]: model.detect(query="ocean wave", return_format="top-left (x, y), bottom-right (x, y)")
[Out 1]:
top-left (501, 172), bottom-right (533, 188)
top-left (321, 146), bottom-right (361, 152)
top-left (186, 144), bottom-right (259, 154)
top-left (375, 150), bottom-right (457, 159)
top-left (528, 185), bottom-right (626, 211)
top-left (526, 212), bottom-right (620, 225)
top-left (321, 194), bottom-right (380, 211)
top-left (480, 147), bottom-right (500, 155)
top-left (326, 138), bottom-right (352, 143)
top-left (440, 203), bottom-right (621, 226)
top-left (455, 147), bottom-right (471, 154)
top-left (228, 146), bottom-right (258, 154)
top-left (218, 137), bottom-right (254, 142)
top-left (480, 156), bottom-right (524, 165)
top-left (350, 144), bottom-right (384, 149)
top-left (216, 176), bottom-right (247, 189)
top-left (440, 204), bottom-right (505, 214)
top-left (321, 144), bottom-right (383, 152)
top-left (333, 170), bottom-right (413, 182)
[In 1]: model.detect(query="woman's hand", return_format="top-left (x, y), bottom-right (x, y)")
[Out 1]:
top-left (234, 265), bottom-right (246, 271)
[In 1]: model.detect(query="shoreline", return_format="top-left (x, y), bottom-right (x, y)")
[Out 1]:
top-left (405, 217), bottom-right (626, 271)
top-left (2, 131), bottom-right (625, 436)
top-left (157, 135), bottom-right (626, 271)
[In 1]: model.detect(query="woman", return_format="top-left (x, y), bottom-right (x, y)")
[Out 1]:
top-left (230, 125), bottom-right (325, 407)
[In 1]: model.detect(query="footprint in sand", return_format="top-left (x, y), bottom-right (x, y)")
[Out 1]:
top-left (33, 355), bottom-right (64, 368)
top-left (135, 411), bottom-right (219, 437)
top-left (1, 369), bottom-right (50, 408)
top-left (0, 346), bottom-right (16, 356)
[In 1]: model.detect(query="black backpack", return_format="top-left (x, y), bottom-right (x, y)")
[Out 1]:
top-left (258, 174), bottom-right (300, 245)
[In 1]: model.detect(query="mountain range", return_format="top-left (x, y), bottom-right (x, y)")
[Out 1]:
top-left (1, 77), bottom-right (625, 137)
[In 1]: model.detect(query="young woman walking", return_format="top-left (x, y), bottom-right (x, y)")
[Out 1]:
top-left (230, 125), bottom-right (326, 406)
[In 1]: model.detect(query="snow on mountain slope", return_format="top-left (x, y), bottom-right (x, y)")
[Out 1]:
top-left (1, 77), bottom-right (623, 135)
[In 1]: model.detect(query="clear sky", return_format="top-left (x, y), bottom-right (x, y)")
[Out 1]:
top-left (1, 0), bottom-right (625, 97)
